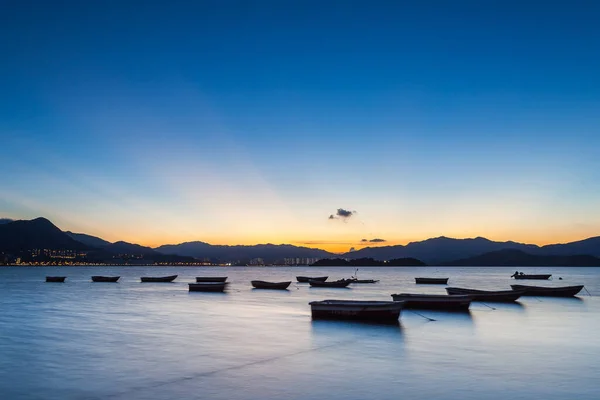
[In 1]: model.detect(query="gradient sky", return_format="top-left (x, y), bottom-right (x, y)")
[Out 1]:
top-left (1, 1), bottom-right (600, 252)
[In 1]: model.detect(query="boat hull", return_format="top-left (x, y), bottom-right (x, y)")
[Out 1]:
top-left (297, 276), bottom-right (328, 283)
top-left (391, 294), bottom-right (471, 310)
top-left (349, 279), bottom-right (379, 284)
top-left (46, 276), bottom-right (66, 283)
top-left (195, 277), bottom-right (228, 283)
top-left (415, 277), bottom-right (449, 284)
top-left (140, 275), bottom-right (178, 282)
top-left (251, 280), bottom-right (292, 290)
top-left (91, 276), bottom-right (120, 282)
top-left (310, 300), bottom-right (404, 322)
top-left (309, 279), bottom-right (352, 288)
top-left (513, 274), bottom-right (552, 280)
top-left (510, 284), bottom-right (583, 297)
top-left (446, 287), bottom-right (524, 302)
top-left (188, 282), bottom-right (228, 292)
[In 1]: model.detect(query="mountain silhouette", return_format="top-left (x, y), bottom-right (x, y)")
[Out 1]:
top-left (342, 236), bottom-right (539, 264)
top-left (443, 249), bottom-right (600, 266)
top-left (104, 241), bottom-right (158, 256)
top-left (539, 236), bottom-right (600, 257)
top-left (155, 241), bottom-right (334, 263)
top-left (65, 231), bottom-right (112, 248)
top-left (0, 217), bottom-right (89, 252)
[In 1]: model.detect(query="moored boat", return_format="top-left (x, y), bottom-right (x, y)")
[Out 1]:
top-left (140, 275), bottom-right (178, 283)
top-left (309, 279), bottom-right (352, 288)
top-left (511, 272), bottom-right (551, 280)
top-left (415, 277), bottom-right (449, 284)
top-left (91, 276), bottom-right (120, 282)
top-left (349, 278), bottom-right (379, 284)
top-left (188, 282), bottom-right (228, 292)
top-left (309, 300), bottom-right (404, 322)
top-left (391, 293), bottom-right (471, 310)
top-left (446, 287), bottom-right (524, 302)
top-left (251, 280), bottom-right (292, 290)
top-left (195, 276), bottom-right (228, 283)
top-left (46, 276), bottom-right (66, 283)
top-left (510, 284), bottom-right (584, 297)
top-left (297, 276), bottom-right (328, 283)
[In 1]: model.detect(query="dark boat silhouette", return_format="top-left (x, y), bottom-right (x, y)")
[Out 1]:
top-left (196, 277), bottom-right (228, 283)
top-left (511, 273), bottom-right (551, 280)
top-left (391, 293), bottom-right (471, 310)
top-left (296, 276), bottom-right (328, 283)
top-left (349, 278), bottom-right (379, 284)
top-left (309, 279), bottom-right (352, 288)
top-left (251, 280), bottom-right (292, 290)
top-left (510, 284), bottom-right (584, 297)
top-left (140, 275), bottom-right (178, 283)
top-left (446, 287), bottom-right (524, 302)
top-left (188, 282), bottom-right (228, 292)
top-left (91, 276), bottom-right (120, 282)
top-left (309, 300), bottom-right (404, 322)
top-left (415, 277), bottom-right (449, 284)
top-left (46, 276), bottom-right (66, 282)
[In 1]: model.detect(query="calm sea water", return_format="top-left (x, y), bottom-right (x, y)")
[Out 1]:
top-left (1, 266), bottom-right (599, 400)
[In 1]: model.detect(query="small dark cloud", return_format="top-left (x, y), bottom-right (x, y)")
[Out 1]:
top-left (328, 208), bottom-right (355, 221)
top-left (361, 238), bottom-right (368, 242)
top-left (0, 218), bottom-right (14, 225)
top-left (370, 238), bottom-right (386, 243)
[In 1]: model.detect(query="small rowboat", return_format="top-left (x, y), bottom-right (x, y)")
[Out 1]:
top-left (349, 278), bottom-right (379, 284)
top-left (46, 276), bottom-right (66, 283)
top-left (195, 276), bottom-right (228, 283)
top-left (415, 277), bottom-right (449, 284)
top-left (140, 275), bottom-right (178, 283)
top-left (309, 300), bottom-right (405, 322)
top-left (251, 280), bottom-right (292, 290)
top-left (309, 279), bottom-right (352, 288)
top-left (391, 293), bottom-right (471, 310)
top-left (512, 273), bottom-right (552, 280)
top-left (446, 287), bottom-right (524, 302)
top-left (510, 284), bottom-right (584, 297)
top-left (188, 282), bottom-right (228, 292)
top-left (91, 276), bottom-right (120, 282)
top-left (297, 276), bottom-right (328, 283)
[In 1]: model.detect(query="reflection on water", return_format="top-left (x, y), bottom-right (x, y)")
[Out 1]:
top-left (0, 266), bottom-right (599, 400)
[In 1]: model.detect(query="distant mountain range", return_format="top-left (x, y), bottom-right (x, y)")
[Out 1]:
top-left (2, 217), bottom-right (600, 266)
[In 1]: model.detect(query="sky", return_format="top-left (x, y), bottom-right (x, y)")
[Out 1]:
top-left (1, 0), bottom-right (600, 252)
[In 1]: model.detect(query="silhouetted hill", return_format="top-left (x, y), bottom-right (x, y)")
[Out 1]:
top-left (540, 237), bottom-right (600, 257)
top-left (443, 249), bottom-right (600, 266)
top-left (0, 217), bottom-right (89, 252)
top-left (155, 241), bottom-right (334, 263)
top-left (342, 236), bottom-right (539, 264)
top-left (0, 218), bottom-right (14, 224)
top-left (65, 231), bottom-right (112, 248)
top-left (104, 241), bottom-right (158, 256)
top-left (311, 257), bottom-right (426, 267)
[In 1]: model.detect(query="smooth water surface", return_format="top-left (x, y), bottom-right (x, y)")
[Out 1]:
top-left (1, 266), bottom-right (599, 400)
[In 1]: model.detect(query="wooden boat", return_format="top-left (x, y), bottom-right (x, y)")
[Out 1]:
top-left (512, 273), bottom-right (552, 280)
top-left (251, 280), bottom-right (292, 290)
top-left (309, 300), bottom-right (404, 322)
top-left (415, 277), bottom-right (449, 284)
top-left (309, 279), bottom-right (352, 288)
top-left (140, 275), bottom-right (178, 282)
top-left (195, 276), bottom-right (228, 282)
top-left (91, 276), bottom-right (120, 282)
top-left (46, 276), bottom-right (66, 282)
top-left (510, 284), bottom-right (584, 297)
top-left (188, 282), bottom-right (228, 292)
top-left (391, 293), bottom-right (471, 310)
top-left (349, 278), bottom-right (379, 283)
top-left (297, 276), bottom-right (328, 283)
top-left (446, 287), bottom-right (524, 302)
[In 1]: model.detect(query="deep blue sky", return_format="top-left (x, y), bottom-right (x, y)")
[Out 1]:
top-left (1, 1), bottom-right (599, 250)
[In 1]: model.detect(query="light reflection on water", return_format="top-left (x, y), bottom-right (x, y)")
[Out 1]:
top-left (0, 266), bottom-right (599, 400)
